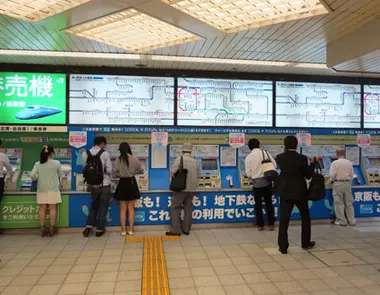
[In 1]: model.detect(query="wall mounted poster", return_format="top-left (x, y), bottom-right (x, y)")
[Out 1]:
top-left (0, 72), bottom-right (66, 124)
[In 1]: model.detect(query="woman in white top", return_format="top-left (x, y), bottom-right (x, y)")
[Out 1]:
top-left (245, 138), bottom-right (277, 231)
top-left (31, 145), bottom-right (63, 237)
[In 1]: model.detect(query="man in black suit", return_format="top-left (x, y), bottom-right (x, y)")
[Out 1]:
top-left (275, 135), bottom-right (316, 254)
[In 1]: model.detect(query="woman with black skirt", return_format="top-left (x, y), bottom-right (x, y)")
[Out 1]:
top-left (113, 142), bottom-right (144, 236)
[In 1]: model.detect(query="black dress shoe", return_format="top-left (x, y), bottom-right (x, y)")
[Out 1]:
top-left (279, 248), bottom-right (288, 255)
top-left (165, 231), bottom-right (181, 236)
top-left (182, 231), bottom-right (190, 236)
top-left (302, 241), bottom-right (316, 250)
top-left (82, 228), bottom-right (92, 237)
top-left (95, 230), bottom-right (105, 237)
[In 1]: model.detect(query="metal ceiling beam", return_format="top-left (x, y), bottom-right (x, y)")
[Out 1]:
top-left (37, 0), bottom-right (224, 39)
top-left (327, 19), bottom-right (380, 68)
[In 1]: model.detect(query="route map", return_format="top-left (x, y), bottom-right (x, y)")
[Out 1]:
top-left (276, 82), bottom-right (361, 128)
top-left (69, 75), bottom-right (174, 125)
top-left (364, 85), bottom-right (380, 128)
top-left (177, 78), bottom-right (273, 126)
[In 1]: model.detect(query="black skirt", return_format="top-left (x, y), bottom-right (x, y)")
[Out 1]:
top-left (114, 177), bottom-right (141, 201)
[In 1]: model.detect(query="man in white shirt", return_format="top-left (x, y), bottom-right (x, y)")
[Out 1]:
top-left (329, 149), bottom-right (355, 226)
top-left (245, 138), bottom-right (277, 231)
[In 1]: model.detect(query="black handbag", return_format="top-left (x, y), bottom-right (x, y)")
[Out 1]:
top-left (170, 156), bottom-right (188, 192)
top-left (308, 162), bottom-right (326, 201)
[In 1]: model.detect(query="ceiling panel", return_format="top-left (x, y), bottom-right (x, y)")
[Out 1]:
top-left (0, 0), bottom-right (380, 75)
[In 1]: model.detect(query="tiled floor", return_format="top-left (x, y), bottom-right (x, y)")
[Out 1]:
top-left (1, 222), bottom-right (380, 295)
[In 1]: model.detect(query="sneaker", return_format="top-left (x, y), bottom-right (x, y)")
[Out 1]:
top-left (82, 227), bottom-right (92, 237)
top-left (165, 231), bottom-right (181, 236)
top-left (95, 230), bottom-right (105, 237)
top-left (257, 227), bottom-right (264, 231)
top-left (127, 231), bottom-right (134, 236)
top-left (268, 225), bottom-right (275, 231)
top-left (334, 221), bottom-right (347, 226)
top-left (182, 231), bottom-right (190, 236)
top-left (121, 232), bottom-right (127, 236)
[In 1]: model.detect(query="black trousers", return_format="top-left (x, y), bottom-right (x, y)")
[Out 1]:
top-left (253, 185), bottom-right (275, 227)
top-left (278, 199), bottom-right (311, 250)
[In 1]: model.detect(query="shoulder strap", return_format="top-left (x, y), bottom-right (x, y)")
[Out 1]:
top-left (86, 150), bottom-right (94, 161)
top-left (96, 149), bottom-right (105, 158)
top-left (261, 149), bottom-right (268, 160)
top-left (180, 156), bottom-right (184, 170)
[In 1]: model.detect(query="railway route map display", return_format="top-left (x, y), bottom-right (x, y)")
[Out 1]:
top-left (177, 78), bottom-right (273, 126)
top-left (364, 85), bottom-right (380, 128)
top-left (276, 82), bottom-right (361, 128)
top-left (69, 75), bottom-right (174, 125)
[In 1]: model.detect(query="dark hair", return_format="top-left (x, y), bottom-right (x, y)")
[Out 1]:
top-left (119, 142), bottom-right (132, 167)
top-left (248, 138), bottom-right (260, 150)
top-left (0, 139), bottom-right (2, 146)
top-left (40, 145), bottom-right (54, 164)
top-left (94, 136), bottom-right (107, 146)
top-left (284, 135), bottom-right (298, 150)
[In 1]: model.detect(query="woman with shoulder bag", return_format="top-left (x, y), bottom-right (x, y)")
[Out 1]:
top-left (245, 138), bottom-right (277, 231)
top-left (113, 142), bottom-right (144, 236)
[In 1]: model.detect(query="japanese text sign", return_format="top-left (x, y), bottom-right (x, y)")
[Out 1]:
top-left (0, 72), bottom-right (66, 124)
top-left (69, 131), bottom-right (87, 148)
top-left (296, 133), bottom-right (312, 147)
top-left (151, 131), bottom-right (168, 148)
top-left (229, 133), bottom-right (245, 148)
top-left (357, 134), bottom-right (371, 148)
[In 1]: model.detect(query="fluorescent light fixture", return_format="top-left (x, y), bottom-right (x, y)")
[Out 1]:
top-left (0, 49), bottom-right (328, 69)
top-left (0, 0), bottom-right (91, 22)
top-left (65, 8), bottom-right (200, 53)
top-left (161, 0), bottom-right (329, 33)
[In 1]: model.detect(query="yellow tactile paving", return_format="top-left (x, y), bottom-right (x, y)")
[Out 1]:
top-left (126, 235), bottom-right (180, 295)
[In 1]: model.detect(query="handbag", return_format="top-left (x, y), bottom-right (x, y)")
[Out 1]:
top-left (308, 162), bottom-right (326, 201)
top-left (261, 150), bottom-right (278, 182)
top-left (170, 156), bottom-right (188, 192)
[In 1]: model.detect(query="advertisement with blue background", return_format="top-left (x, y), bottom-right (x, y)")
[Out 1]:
top-left (68, 188), bottom-right (380, 227)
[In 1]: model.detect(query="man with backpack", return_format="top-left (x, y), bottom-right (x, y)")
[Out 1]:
top-left (82, 136), bottom-right (112, 237)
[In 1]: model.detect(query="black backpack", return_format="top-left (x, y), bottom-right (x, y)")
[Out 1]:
top-left (83, 150), bottom-right (105, 186)
top-left (308, 162), bottom-right (326, 201)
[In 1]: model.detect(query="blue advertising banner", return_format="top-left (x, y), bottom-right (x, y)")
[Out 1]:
top-left (68, 126), bottom-right (380, 136)
top-left (68, 189), bottom-right (362, 227)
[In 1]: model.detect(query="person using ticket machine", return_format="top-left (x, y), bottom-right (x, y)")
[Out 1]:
top-left (0, 139), bottom-right (12, 204)
top-left (329, 148), bottom-right (356, 226)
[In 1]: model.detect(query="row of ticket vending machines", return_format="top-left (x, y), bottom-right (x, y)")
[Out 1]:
top-left (3, 144), bottom-right (380, 192)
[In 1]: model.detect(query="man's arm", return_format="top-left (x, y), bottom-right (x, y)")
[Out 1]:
top-left (245, 154), bottom-right (252, 177)
top-left (3, 154), bottom-right (13, 174)
top-left (170, 157), bottom-right (181, 177)
top-left (82, 151), bottom-right (88, 168)
top-left (329, 162), bottom-right (337, 181)
top-left (103, 152), bottom-right (112, 175)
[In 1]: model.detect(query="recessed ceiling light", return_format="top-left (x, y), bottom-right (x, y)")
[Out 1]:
top-left (161, 0), bottom-right (329, 33)
top-left (65, 8), bottom-right (200, 53)
top-left (0, 0), bottom-right (91, 22)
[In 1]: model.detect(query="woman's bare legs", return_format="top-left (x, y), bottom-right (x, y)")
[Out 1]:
top-left (127, 201), bottom-right (135, 232)
top-left (49, 204), bottom-right (56, 227)
top-left (120, 201), bottom-right (128, 232)
top-left (39, 204), bottom-right (47, 227)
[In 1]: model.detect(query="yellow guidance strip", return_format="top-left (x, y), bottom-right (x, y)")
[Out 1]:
top-left (126, 235), bottom-right (180, 295)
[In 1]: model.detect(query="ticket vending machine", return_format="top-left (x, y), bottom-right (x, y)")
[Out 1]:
top-left (238, 145), bottom-right (251, 188)
top-left (361, 146), bottom-right (380, 185)
top-left (195, 145), bottom-right (221, 188)
top-left (108, 144), bottom-right (149, 191)
top-left (3, 148), bottom-right (22, 191)
top-left (55, 148), bottom-right (72, 191)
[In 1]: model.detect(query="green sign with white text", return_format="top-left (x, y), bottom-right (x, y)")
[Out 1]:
top-left (0, 72), bottom-right (66, 124)
top-left (0, 195), bottom-right (69, 228)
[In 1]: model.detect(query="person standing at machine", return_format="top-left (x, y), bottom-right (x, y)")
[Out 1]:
top-left (0, 139), bottom-right (13, 232)
top-left (30, 145), bottom-right (63, 237)
top-left (113, 142), bottom-right (144, 236)
top-left (275, 135), bottom-right (316, 254)
top-left (82, 136), bottom-right (112, 238)
top-left (166, 143), bottom-right (200, 236)
top-left (245, 138), bottom-right (277, 231)
top-left (329, 148), bottom-right (356, 226)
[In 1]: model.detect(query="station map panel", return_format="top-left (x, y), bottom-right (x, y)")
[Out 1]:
top-left (69, 75), bottom-right (174, 125)
top-left (177, 78), bottom-right (273, 126)
top-left (276, 82), bottom-right (361, 128)
top-left (364, 85), bottom-right (380, 128)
